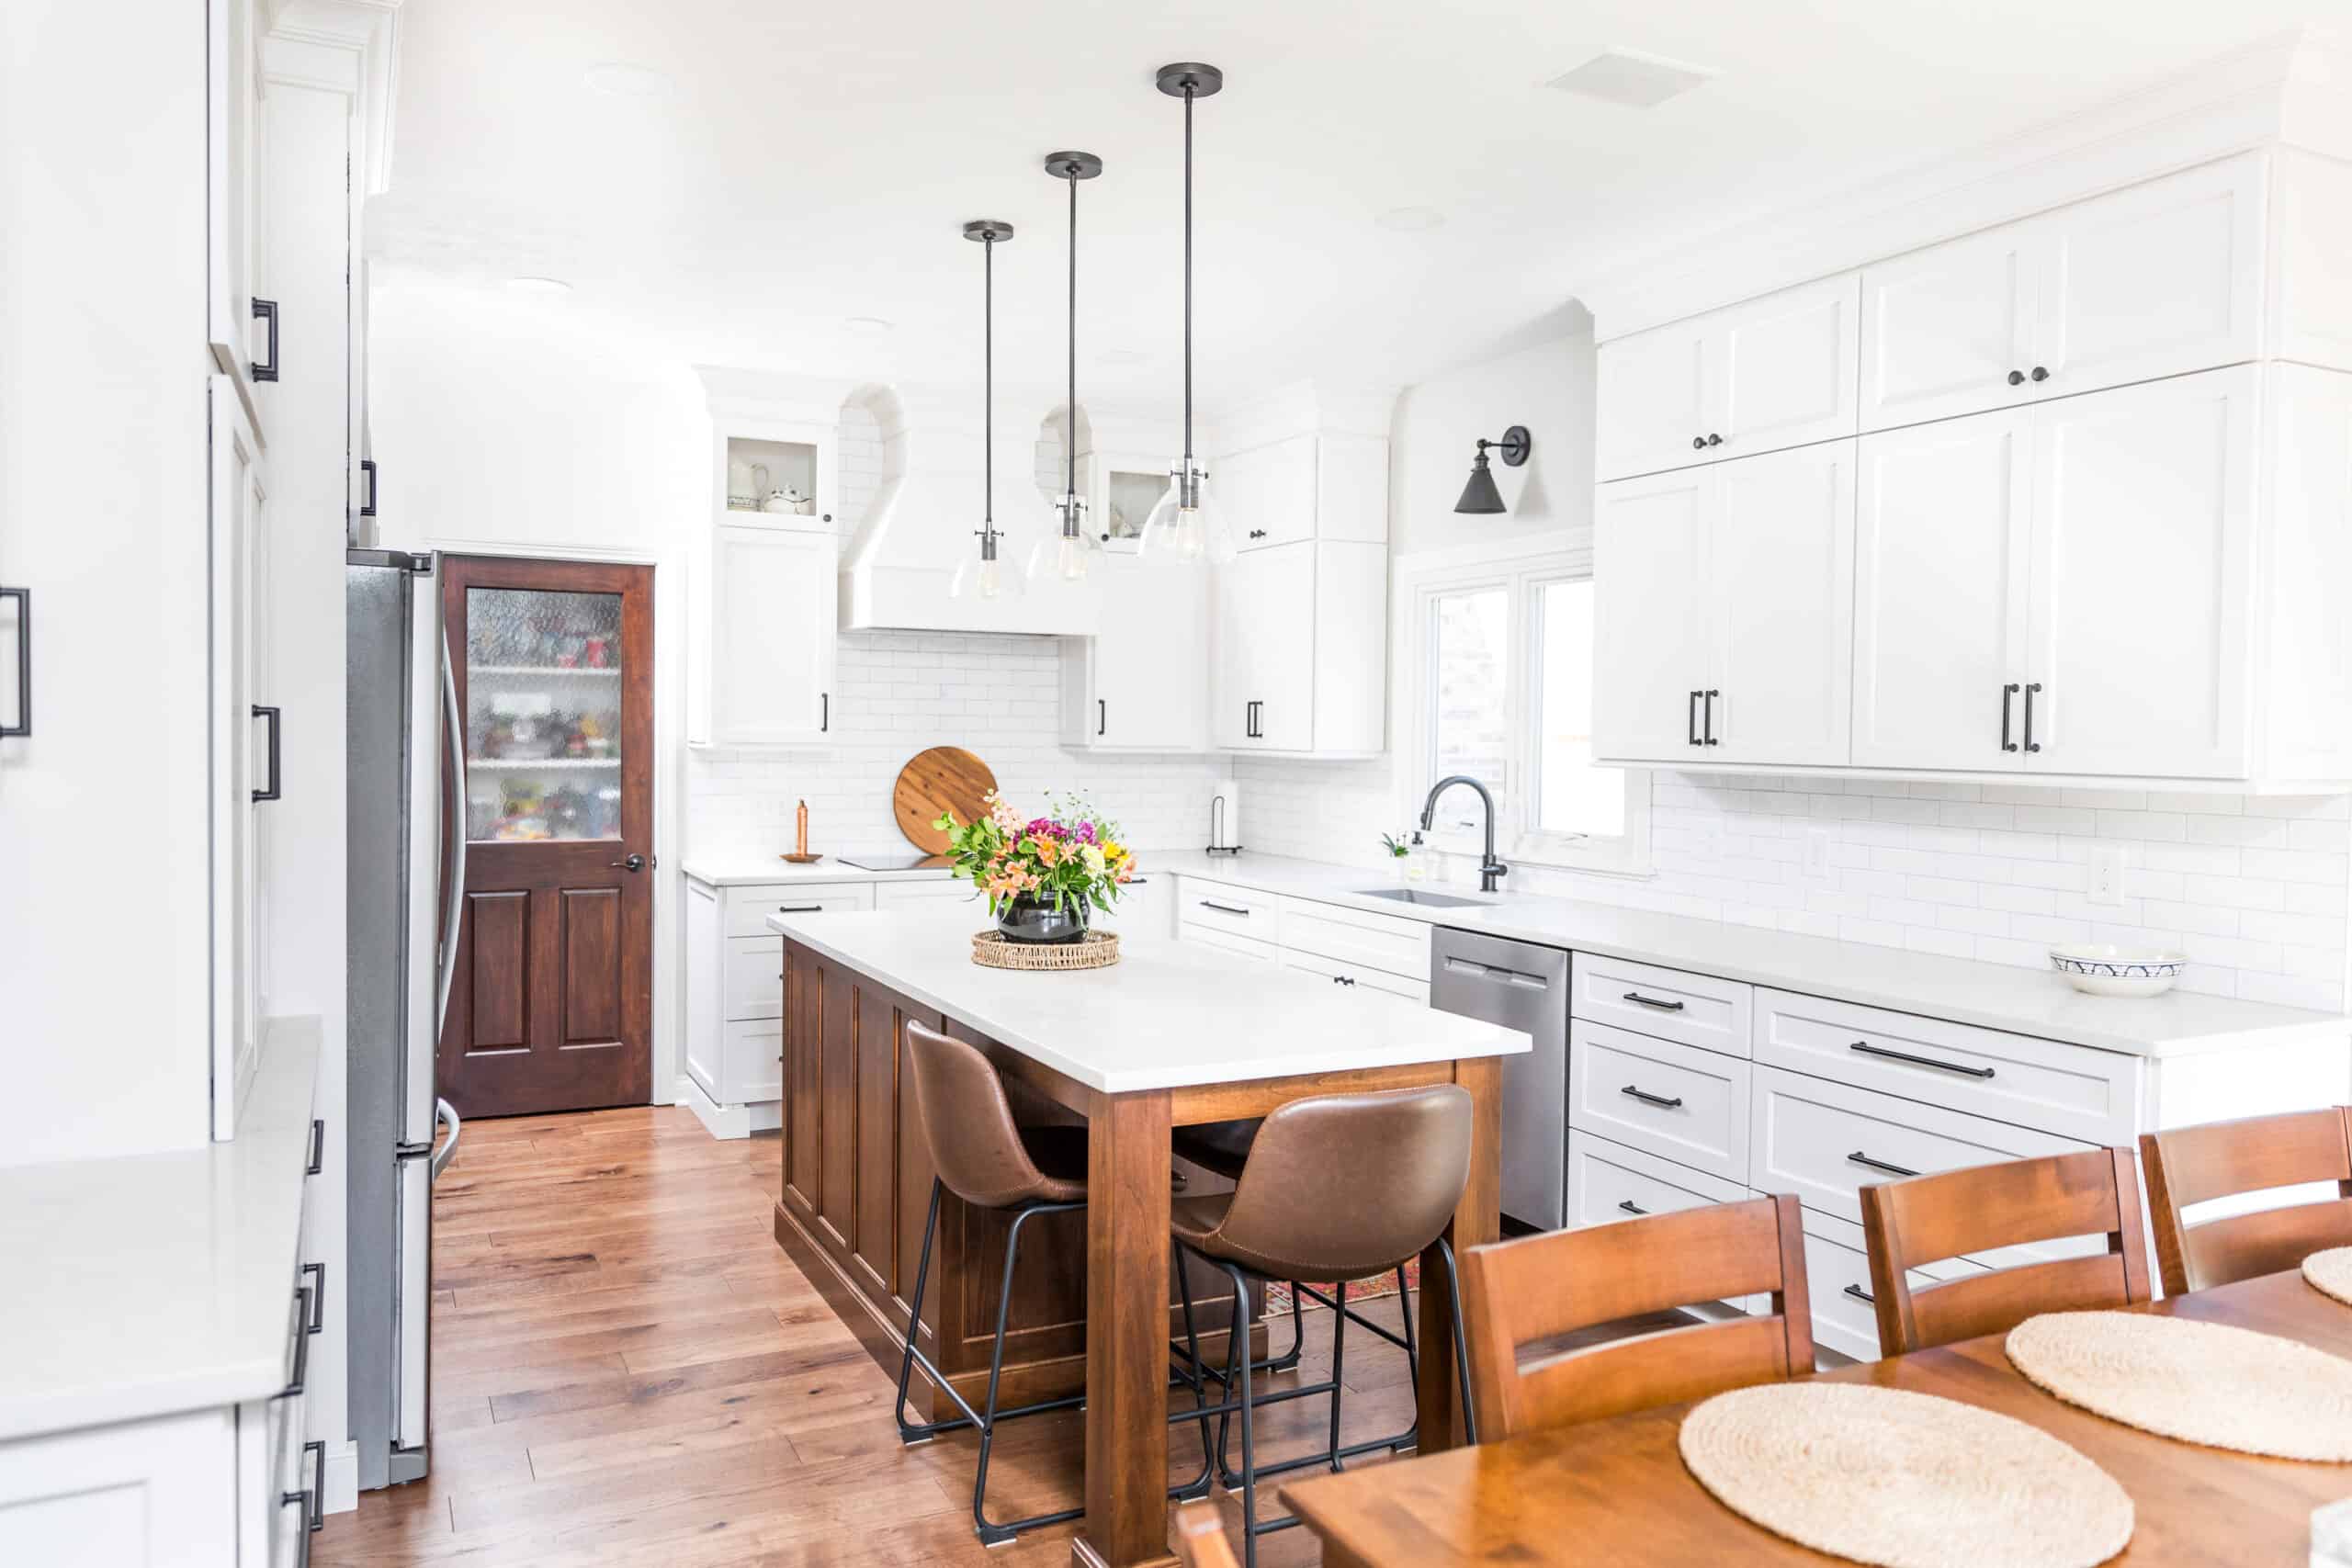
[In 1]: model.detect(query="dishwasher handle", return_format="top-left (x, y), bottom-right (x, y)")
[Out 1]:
top-left (1440, 954), bottom-right (1551, 990)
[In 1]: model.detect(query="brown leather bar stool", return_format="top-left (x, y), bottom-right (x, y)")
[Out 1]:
top-left (1171, 1118), bottom-right (1310, 1374)
top-left (1168, 1086), bottom-right (1479, 1568)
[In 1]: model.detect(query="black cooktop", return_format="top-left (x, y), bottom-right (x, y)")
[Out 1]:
top-left (837, 851), bottom-right (955, 872)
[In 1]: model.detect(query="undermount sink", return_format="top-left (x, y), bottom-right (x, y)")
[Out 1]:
top-left (1353, 887), bottom-right (1489, 908)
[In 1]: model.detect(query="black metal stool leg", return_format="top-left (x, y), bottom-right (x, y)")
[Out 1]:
top-left (1390, 1262), bottom-right (1419, 1453)
top-left (1226, 1262), bottom-right (1260, 1568)
top-left (970, 1203), bottom-right (1086, 1546)
top-left (1170, 1251), bottom-right (1216, 1498)
top-left (1325, 1279), bottom-right (1347, 1473)
top-left (894, 1180), bottom-right (948, 1444)
top-left (1438, 1237), bottom-right (1480, 1446)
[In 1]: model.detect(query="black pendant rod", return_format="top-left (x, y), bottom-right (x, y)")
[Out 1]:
top-left (1182, 82), bottom-right (1193, 490)
top-left (1067, 165), bottom-right (1078, 526)
top-left (962, 219), bottom-right (1014, 557)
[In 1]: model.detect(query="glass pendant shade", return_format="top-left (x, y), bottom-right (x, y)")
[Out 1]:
top-left (1455, 451), bottom-right (1507, 514)
top-left (1025, 494), bottom-right (1098, 581)
top-left (950, 531), bottom-right (1025, 600)
top-left (1139, 466), bottom-right (1236, 565)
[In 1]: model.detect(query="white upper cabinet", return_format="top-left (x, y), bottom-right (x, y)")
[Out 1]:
top-left (1219, 433), bottom-right (1386, 552)
top-left (703, 525), bottom-right (835, 746)
top-left (208, 0), bottom-right (268, 408)
top-left (1213, 541), bottom-right (1385, 756)
top-left (1598, 274), bottom-right (1860, 481)
top-left (1062, 547), bottom-right (1209, 751)
top-left (1860, 155), bottom-right (2265, 434)
top-left (1595, 446), bottom-right (1853, 767)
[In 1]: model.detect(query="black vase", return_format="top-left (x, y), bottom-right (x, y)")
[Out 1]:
top-left (995, 891), bottom-right (1091, 944)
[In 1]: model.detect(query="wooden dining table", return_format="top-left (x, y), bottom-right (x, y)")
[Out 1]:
top-left (1283, 1269), bottom-right (2352, 1565)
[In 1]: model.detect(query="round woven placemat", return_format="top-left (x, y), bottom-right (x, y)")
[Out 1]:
top-left (1679, 1383), bottom-right (2132, 1568)
top-left (2007, 1310), bottom-right (2352, 1461)
top-left (970, 930), bottom-right (1121, 972)
top-left (2304, 1247), bottom-right (2352, 1307)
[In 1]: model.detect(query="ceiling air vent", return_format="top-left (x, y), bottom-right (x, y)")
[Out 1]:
top-left (1546, 50), bottom-right (1718, 108)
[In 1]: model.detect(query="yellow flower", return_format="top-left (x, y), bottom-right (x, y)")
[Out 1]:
top-left (1080, 844), bottom-right (1107, 876)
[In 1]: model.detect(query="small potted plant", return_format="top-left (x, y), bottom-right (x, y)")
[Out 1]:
top-left (1382, 829), bottom-right (1424, 883)
top-left (935, 790), bottom-right (1136, 943)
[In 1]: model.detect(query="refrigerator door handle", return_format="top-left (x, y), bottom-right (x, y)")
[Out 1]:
top-left (436, 626), bottom-right (467, 1032)
top-left (428, 1098), bottom-right (461, 1183)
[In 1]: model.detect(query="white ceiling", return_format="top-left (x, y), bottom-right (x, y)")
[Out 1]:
top-left (372, 0), bottom-right (2339, 418)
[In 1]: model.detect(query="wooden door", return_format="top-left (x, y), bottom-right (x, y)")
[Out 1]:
top-left (439, 555), bottom-right (653, 1117)
top-left (1850, 410), bottom-right (2033, 772)
top-left (1705, 443), bottom-right (1856, 767)
top-left (2024, 367), bottom-right (2256, 779)
top-left (1860, 221), bottom-right (2041, 432)
top-left (1711, 273), bottom-right (1860, 460)
top-left (1591, 467), bottom-right (1712, 762)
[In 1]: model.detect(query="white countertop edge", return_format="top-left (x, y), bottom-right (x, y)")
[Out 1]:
top-left (767, 911), bottom-right (1528, 1095)
top-left (0, 1021), bottom-right (320, 1444)
top-left (1154, 853), bottom-right (2351, 1061)
top-left (681, 857), bottom-right (956, 886)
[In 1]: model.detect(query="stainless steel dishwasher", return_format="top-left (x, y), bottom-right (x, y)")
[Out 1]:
top-left (1430, 928), bottom-right (1569, 1230)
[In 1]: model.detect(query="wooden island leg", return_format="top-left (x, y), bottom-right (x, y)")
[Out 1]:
top-left (1416, 1055), bottom-right (1500, 1453)
top-left (1077, 1088), bottom-right (1176, 1568)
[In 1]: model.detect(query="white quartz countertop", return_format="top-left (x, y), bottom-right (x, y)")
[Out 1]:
top-left (0, 1020), bottom-right (320, 1442)
top-left (1151, 853), bottom-right (2351, 1060)
top-left (767, 908), bottom-right (1529, 1094)
top-left (682, 854), bottom-right (956, 886)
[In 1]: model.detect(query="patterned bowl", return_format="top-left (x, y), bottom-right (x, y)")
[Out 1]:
top-left (2050, 944), bottom-right (2189, 998)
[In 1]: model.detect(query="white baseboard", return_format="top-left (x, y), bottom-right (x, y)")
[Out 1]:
top-left (678, 1074), bottom-right (780, 1141)
top-left (322, 1438), bottom-right (359, 1514)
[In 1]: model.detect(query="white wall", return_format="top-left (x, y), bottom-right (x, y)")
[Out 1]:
top-left (1237, 320), bottom-right (2352, 1013)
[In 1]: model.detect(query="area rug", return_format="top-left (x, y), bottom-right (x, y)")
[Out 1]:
top-left (1266, 1259), bottom-right (1419, 1314)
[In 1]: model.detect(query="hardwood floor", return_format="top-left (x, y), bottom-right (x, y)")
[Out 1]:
top-left (319, 1104), bottom-right (1430, 1568)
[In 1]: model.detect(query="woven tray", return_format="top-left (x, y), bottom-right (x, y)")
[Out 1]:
top-left (971, 930), bottom-right (1121, 972)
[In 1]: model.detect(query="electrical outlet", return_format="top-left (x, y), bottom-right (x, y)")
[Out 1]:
top-left (1804, 827), bottom-right (1834, 878)
top-left (2089, 844), bottom-right (2126, 906)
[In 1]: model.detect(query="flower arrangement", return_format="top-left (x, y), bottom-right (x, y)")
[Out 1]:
top-left (934, 789), bottom-right (1136, 933)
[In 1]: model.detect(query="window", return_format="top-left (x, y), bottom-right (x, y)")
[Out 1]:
top-left (1407, 549), bottom-right (1649, 876)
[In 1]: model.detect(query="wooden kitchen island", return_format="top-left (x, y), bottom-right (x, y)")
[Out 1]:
top-left (768, 908), bottom-right (1529, 1568)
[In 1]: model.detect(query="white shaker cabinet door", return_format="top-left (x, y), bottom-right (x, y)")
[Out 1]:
top-left (1597, 318), bottom-right (1712, 481)
top-left (709, 525), bottom-right (834, 744)
top-left (1713, 273), bottom-right (1860, 462)
top-left (2023, 367), bottom-right (2256, 779)
top-left (1860, 222), bottom-right (2041, 432)
top-left (1706, 443), bottom-right (1856, 766)
top-left (2031, 156), bottom-right (2264, 405)
top-left (1214, 542), bottom-right (1314, 750)
top-left (1850, 410), bottom-right (2034, 772)
top-left (1593, 468), bottom-right (1713, 762)
top-left (1077, 548), bottom-right (1209, 750)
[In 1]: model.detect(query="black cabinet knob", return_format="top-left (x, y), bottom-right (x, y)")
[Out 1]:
top-left (1691, 436), bottom-right (1707, 450)
top-left (2007, 369), bottom-right (2026, 386)
top-left (1704, 433), bottom-right (1723, 447)
top-left (2030, 366), bottom-right (2050, 382)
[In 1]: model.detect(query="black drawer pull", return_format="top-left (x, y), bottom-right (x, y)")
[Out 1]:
top-left (1621, 1084), bottom-right (1684, 1110)
top-left (1621, 991), bottom-right (1685, 1012)
top-left (305, 1117), bottom-right (324, 1176)
top-left (1848, 1150), bottom-right (1919, 1179)
top-left (300, 1262), bottom-right (326, 1333)
top-left (253, 705), bottom-right (283, 802)
top-left (359, 457), bottom-right (378, 517)
top-left (1849, 1040), bottom-right (1996, 1079)
top-left (778, 904), bottom-right (824, 913)
top-left (2000, 682), bottom-right (2019, 752)
top-left (251, 297), bottom-right (279, 382)
top-left (1843, 1282), bottom-right (1875, 1305)
top-left (1200, 901), bottom-right (1251, 917)
top-left (1617, 1199), bottom-right (1648, 1216)
top-left (0, 585), bottom-right (27, 739)
top-left (278, 1282), bottom-right (313, 1397)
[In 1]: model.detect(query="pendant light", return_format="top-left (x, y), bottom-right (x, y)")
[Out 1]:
top-left (1028, 152), bottom-right (1103, 582)
top-left (1139, 62), bottom-right (1238, 567)
top-left (950, 219), bottom-right (1024, 600)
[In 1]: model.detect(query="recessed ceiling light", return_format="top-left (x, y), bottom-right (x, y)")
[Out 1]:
top-left (505, 276), bottom-right (573, 297)
top-left (1374, 206), bottom-right (1445, 233)
top-left (582, 62), bottom-right (675, 100)
top-left (1546, 49), bottom-right (1718, 108)
top-left (1098, 349), bottom-right (1148, 366)
top-left (843, 317), bottom-right (895, 337)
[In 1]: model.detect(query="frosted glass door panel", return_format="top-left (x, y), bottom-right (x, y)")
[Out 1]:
top-left (463, 587), bottom-right (625, 840)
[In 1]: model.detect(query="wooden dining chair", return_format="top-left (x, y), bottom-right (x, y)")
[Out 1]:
top-left (2141, 1108), bottom-right (2352, 1295)
top-left (1172, 1502), bottom-right (1240, 1568)
top-left (1457, 1193), bottom-right (1812, 1441)
top-left (1860, 1146), bottom-right (2151, 1356)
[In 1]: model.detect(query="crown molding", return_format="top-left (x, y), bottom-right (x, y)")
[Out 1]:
top-left (265, 0), bottom-right (401, 195)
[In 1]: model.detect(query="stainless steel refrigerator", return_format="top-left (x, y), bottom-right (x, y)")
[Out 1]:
top-left (346, 548), bottom-right (463, 1489)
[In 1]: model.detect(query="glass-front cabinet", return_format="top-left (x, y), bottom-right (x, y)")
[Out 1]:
top-left (463, 586), bottom-right (626, 841)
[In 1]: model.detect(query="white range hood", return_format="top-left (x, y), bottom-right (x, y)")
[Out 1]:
top-left (842, 385), bottom-right (1102, 636)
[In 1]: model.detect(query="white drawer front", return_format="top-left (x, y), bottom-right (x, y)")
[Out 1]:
top-left (1176, 878), bottom-right (1280, 942)
top-left (1569, 1021), bottom-right (1751, 1182)
top-left (1181, 921), bottom-right (1280, 964)
top-left (1572, 953), bottom-right (1752, 1057)
top-left (1278, 897), bottom-right (1432, 981)
top-left (724, 1017), bottom-right (783, 1103)
top-left (1798, 1208), bottom-right (1986, 1363)
top-left (723, 935), bottom-right (785, 1021)
top-left (1750, 1065), bottom-right (2099, 1271)
top-left (875, 879), bottom-right (973, 909)
top-left (1755, 987), bottom-right (2139, 1145)
top-left (1280, 947), bottom-right (1431, 1006)
top-left (1568, 1134), bottom-right (1760, 1314)
top-left (726, 881), bottom-right (874, 935)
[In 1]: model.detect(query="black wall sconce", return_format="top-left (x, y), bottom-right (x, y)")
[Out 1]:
top-left (1454, 424), bottom-right (1532, 514)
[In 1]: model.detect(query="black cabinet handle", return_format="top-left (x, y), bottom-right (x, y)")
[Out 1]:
top-left (1844, 1282), bottom-right (1875, 1304)
top-left (278, 1282), bottom-right (313, 1397)
top-left (1849, 1040), bottom-right (1996, 1079)
top-left (1617, 1199), bottom-right (1648, 1215)
top-left (1098, 698), bottom-right (1106, 738)
top-left (778, 904), bottom-right (823, 914)
top-left (2007, 369), bottom-right (2026, 387)
top-left (2023, 681), bottom-right (2042, 753)
top-left (359, 458), bottom-right (378, 518)
top-left (820, 692), bottom-right (830, 732)
top-left (1199, 901), bottom-right (1251, 918)
top-left (1688, 690), bottom-right (1702, 747)
top-left (1702, 689), bottom-right (1719, 746)
top-left (253, 705), bottom-right (283, 802)
top-left (1848, 1150), bottom-right (1919, 1179)
top-left (281, 1438), bottom-right (325, 1564)
top-left (2030, 366), bottom-right (2050, 382)
top-left (1704, 433), bottom-right (1723, 447)
top-left (1691, 435), bottom-right (1708, 451)
top-left (0, 585), bottom-right (26, 739)
top-left (300, 1262), bottom-right (326, 1333)
top-left (306, 1117), bottom-right (324, 1176)
top-left (1621, 991), bottom-right (1685, 1012)
top-left (1247, 528), bottom-right (1268, 539)
top-left (1621, 1084), bottom-right (1685, 1110)
top-left (251, 298), bottom-right (279, 382)
top-left (2000, 682), bottom-right (2019, 752)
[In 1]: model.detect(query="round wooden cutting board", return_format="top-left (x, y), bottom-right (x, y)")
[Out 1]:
top-left (893, 747), bottom-right (998, 853)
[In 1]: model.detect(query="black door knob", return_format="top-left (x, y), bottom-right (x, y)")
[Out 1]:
top-left (2030, 366), bottom-right (2050, 382)
top-left (610, 853), bottom-right (647, 873)
top-left (2007, 370), bottom-right (2026, 386)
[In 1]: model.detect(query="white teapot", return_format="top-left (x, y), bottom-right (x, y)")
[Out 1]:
top-left (761, 485), bottom-right (813, 515)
